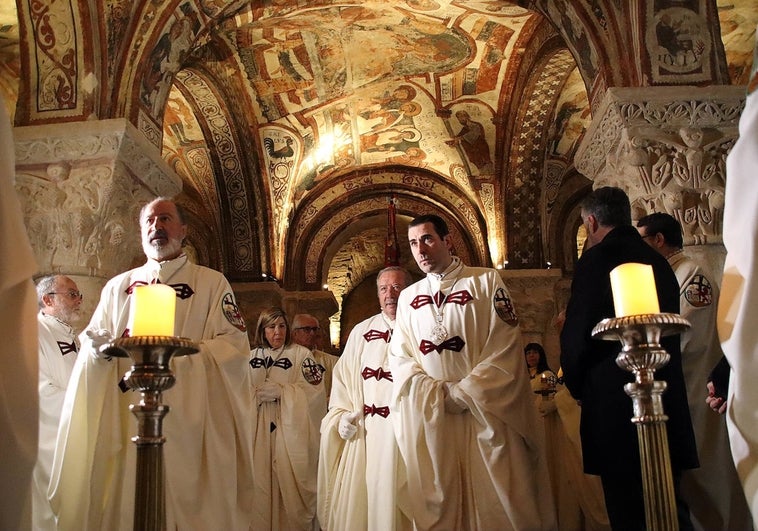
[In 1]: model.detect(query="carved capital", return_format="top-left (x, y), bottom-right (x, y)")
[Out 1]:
top-left (576, 86), bottom-right (744, 245)
top-left (14, 119), bottom-right (182, 279)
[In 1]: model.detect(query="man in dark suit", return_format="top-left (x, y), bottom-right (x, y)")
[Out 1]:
top-left (560, 186), bottom-right (698, 530)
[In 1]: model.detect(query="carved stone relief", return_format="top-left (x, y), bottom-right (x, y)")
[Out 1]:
top-left (14, 119), bottom-right (181, 280)
top-left (575, 86), bottom-right (744, 245)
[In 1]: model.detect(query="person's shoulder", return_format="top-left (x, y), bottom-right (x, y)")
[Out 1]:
top-left (288, 342), bottom-right (313, 359)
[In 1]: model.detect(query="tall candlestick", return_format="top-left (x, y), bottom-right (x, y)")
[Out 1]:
top-left (131, 284), bottom-right (176, 336)
top-left (610, 263), bottom-right (660, 317)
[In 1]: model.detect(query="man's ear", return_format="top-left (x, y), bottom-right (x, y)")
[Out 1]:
top-left (443, 234), bottom-right (454, 252)
top-left (585, 214), bottom-right (598, 233)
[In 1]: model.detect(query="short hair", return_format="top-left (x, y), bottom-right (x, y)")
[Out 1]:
top-left (409, 214), bottom-right (450, 238)
top-left (524, 342), bottom-right (551, 373)
top-left (291, 313), bottom-right (318, 329)
top-left (580, 186), bottom-right (631, 228)
top-left (140, 197), bottom-right (187, 225)
top-left (35, 275), bottom-right (58, 307)
top-left (636, 212), bottom-right (684, 249)
top-left (253, 307), bottom-right (291, 348)
top-left (376, 266), bottom-right (413, 288)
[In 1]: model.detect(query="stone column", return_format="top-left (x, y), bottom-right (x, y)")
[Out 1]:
top-left (575, 86), bottom-right (744, 278)
top-left (14, 119), bottom-right (182, 322)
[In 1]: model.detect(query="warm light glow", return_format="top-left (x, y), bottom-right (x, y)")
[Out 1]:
top-left (488, 238), bottom-right (502, 269)
top-left (329, 318), bottom-right (341, 350)
top-left (610, 263), bottom-right (660, 317)
top-left (131, 284), bottom-right (176, 336)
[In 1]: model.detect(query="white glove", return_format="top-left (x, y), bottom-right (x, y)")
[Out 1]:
top-left (257, 382), bottom-right (281, 404)
top-left (538, 399), bottom-right (557, 417)
top-left (86, 329), bottom-right (114, 361)
top-left (338, 410), bottom-right (361, 440)
top-left (443, 382), bottom-right (468, 414)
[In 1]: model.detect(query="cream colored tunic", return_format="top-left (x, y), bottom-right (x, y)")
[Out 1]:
top-left (50, 255), bottom-right (254, 531)
top-left (718, 45), bottom-right (758, 530)
top-left (0, 96), bottom-right (39, 531)
top-left (318, 312), bottom-right (411, 531)
top-left (33, 312), bottom-right (78, 531)
top-left (389, 258), bottom-right (556, 530)
top-left (250, 342), bottom-right (326, 531)
top-left (670, 252), bottom-right (752, 530)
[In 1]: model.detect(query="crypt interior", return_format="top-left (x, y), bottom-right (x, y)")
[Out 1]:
top-left (2, 0), bottom-right (756, 363)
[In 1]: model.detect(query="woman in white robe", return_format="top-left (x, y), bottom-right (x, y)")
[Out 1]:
top-left (526, 343), bottom-right (610, 531)
top-left (250, 307), bottom-right (326, 531)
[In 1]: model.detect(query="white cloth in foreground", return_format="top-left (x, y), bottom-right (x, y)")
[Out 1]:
top-left (718, 33), bottom-right (758, 529)
top-left (670, 252), bottom-right (752, 530)
top-left (390, 258), bottom-right (556, 530)
top-left (318, 312), bottom-right (411, 531)
top-left (250, 343), bottom-right (326, 531)
top-left (33, 312), bottom-right (78, 531)
top-left (0, 96), bottom-right (39, 531)
top-left (50, 255), bottom-right (254, 531)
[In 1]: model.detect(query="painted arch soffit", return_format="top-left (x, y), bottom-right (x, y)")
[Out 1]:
top-left (297, 194), bottom-right (482, 287)
top-left (292, 169), bottom-right (487, 247)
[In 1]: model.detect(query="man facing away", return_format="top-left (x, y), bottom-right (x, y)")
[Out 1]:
top-left (33, 275), bottom-right (83, 531)
top-left (292, 313), bottom-right (339, 399)
top-left (637, 212), bottom-right (753, 530)
top-left (389, 214), bottom-right (556, 530)
top-left (50, 197), bottom-right (255, 531)
top-left (560, 187), bottom-right (698, 530)
top-left (318, 266), bottom-right (413, 531)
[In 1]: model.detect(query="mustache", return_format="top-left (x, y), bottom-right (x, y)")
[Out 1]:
top-left (150, 229), bottom-right (168, 242)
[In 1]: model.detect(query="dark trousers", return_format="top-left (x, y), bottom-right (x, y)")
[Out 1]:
top-left (601, 466), bottom-right (694, 531)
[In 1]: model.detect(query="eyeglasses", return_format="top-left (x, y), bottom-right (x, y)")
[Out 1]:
top-left (294, 326), bottom-right (319, 333)
top-left (48, 290), bottom-right (83, 300)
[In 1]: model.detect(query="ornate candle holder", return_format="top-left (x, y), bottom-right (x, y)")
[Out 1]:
top-left (103, 336), bottom-right (199, 531)
top-left (592, 312), bottom-right (690, 531)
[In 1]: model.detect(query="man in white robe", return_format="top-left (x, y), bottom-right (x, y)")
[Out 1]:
top-left (0, 94), bottom-right (39, 531)
top-left (638, 213), bottom-right (753, 530)
top-left (50, 198), bottom-right (255, 531)
top-left (292, 313), bottom-right (340, 399)
top-left (318, 266), bottom-right (413, 531)
top-left (389, 214), bottom-right (556, 530)
top-left (718, 32), bottom-right (758, 528)
top-left (33, 275), bottom-right (83, 531)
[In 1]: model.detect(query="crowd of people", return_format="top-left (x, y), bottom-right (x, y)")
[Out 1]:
top-left (4, 50), bottom-right (758, 529)
top-left (7, 191), bottom-right (756, 531)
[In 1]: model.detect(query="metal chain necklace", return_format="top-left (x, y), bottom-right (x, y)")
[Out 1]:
top-left (428, 276), bottom-right (459, 343)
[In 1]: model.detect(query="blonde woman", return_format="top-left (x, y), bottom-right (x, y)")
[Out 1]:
top-left (249, 307), bottom-right (326, 531)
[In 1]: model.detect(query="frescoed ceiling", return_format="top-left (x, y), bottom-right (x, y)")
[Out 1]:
top-left (3, 0), bottom-right (757, 338)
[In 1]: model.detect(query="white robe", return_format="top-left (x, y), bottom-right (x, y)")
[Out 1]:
top-left (33, 312), bottom-right (78, 531)
top-left (670, 253), bottom-right (752, 530)
top-left (718, 41), bottom-right (758, 529)
top-left (250, 342), bottom-right (326, 531)
top-left (49, 255), bottom-right (255, 531)
top-left (389, 258), bottom-right (556, 531)
top-left (0, 95), bottom-right (38, 531)
top-left (318, 312), bottom-right (411, 531)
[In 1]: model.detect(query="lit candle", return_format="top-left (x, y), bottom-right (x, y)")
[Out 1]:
top-left (130, 284), bottom-right (176, 336)
top-left (610, 263), bottom-right (660, 317)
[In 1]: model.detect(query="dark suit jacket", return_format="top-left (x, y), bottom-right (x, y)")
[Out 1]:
top-left (560, 225), bottom-right (698, 476)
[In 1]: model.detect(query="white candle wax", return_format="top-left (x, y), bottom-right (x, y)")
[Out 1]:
top-left (610, 263), bottom-right (660, 317)
top-left (130, 284), bottom-right (176, 336)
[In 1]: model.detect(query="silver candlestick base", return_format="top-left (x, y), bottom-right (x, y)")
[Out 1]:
top-left (592, 312), bottom-right (690, 531)
top-left (103, 336), bottom-right (199, 531)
